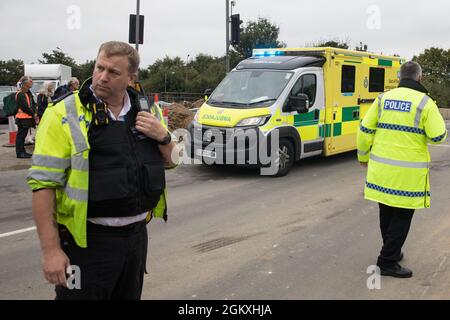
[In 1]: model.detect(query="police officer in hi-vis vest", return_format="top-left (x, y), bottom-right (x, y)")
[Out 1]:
top-left (28, 41), bottom-right (178, 299)
top-left (357, 61), bottom-right (447, 278)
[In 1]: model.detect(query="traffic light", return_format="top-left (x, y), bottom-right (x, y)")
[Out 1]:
top-left (129, 14), bottom-right (144, 44)
top-left (230, 14), bottom-right (243, 45)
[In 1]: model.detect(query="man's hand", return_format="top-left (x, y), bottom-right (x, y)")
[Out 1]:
top-left (42, 247), bottom-right (71, 287)
top-left (360, 162), bottom-right (368, 168)
top-left (135, 111), bottom-right (167, 142)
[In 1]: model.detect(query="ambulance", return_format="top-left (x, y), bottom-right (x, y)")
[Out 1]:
top-left (187, 47), bottom-right (404, 176)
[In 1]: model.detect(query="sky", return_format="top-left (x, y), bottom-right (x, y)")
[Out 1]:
top-left (0, 0), bottom-right (449, 68)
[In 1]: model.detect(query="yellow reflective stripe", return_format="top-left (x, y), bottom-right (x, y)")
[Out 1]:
top-left (151, 104), bottom-right (162, 121)
top-left (64, 95), bottom-right (88, 154)
top-left (370, 154), bottom-right (429, 169)
top-left (65, 185), bottom-right (88, 202)
top-left (32, 155), bottom-right (70, 170)
top-left (414, 95), bottom-right (429, 128)
top-left (27, 169), bottom-right (66, 185)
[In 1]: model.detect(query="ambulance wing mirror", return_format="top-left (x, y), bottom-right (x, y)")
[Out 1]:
top-left (286, 93), bottom-right (309, 114)
top-left (204, 89), bottom-right (213, 99)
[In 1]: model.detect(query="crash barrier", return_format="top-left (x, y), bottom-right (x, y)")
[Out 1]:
top-left (156, 92), bottom-right (204, 103)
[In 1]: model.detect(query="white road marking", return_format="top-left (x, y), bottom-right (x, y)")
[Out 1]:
top-left (0, 226), bottom-right (36, 239)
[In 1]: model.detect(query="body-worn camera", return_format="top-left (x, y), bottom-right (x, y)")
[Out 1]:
top-left (92, 103), bottom-right (109, 126)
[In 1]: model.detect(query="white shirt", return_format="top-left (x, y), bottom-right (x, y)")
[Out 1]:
top-left (88, 92), bottom-right (148, 227)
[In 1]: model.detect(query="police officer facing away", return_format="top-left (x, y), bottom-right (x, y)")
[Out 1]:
top-left (53, 77), bottom-right (80, 100)
top-left (28, 41), bottom-right (178, 299)
top-left (357, 61), bottom-right (447, 278)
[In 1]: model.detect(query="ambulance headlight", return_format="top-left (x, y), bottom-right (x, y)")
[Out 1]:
top-left (236, 116), bottom-right (270, 127)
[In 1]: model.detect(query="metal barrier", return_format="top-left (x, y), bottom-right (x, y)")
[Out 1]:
top-left (151, 92), bottom-right (204, 103)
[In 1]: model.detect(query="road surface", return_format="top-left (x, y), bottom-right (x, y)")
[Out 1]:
top-left (0, 122), bottom-right (449, 299)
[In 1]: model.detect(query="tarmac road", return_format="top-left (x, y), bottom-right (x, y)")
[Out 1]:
top-left (0, 122), bottom-right (449, 299)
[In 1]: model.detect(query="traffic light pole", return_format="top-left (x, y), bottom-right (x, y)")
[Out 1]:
top-left (135, 0), bottom-right (140, 81)
top-left (135, 0), bottom-right (140, 52)
top-left (225, 0), bottom-right (230, 73)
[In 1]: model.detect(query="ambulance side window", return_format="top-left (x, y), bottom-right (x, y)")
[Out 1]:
top-left (291, 74), bottom-right (317, 106)
top-left (341, 65), bottom-right (356, 93)
top-left (369, 67), bottom-right (385, 92)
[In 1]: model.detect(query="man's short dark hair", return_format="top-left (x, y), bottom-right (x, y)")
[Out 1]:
top-left (98, 41), bottom-right (140, 75)
top-left (400, 61), bottom-right (422, 81)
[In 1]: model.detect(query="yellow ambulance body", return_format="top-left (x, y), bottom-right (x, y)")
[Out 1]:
top-left (189, 47), bottom-right (404, 176)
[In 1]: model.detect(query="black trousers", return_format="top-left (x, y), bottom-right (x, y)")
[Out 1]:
top-left (377, 203), bottom-right (414, 268)
top-left (55, 220), bottom-right (148, 300)
top-left (15, 125), bottom-right (29, 156)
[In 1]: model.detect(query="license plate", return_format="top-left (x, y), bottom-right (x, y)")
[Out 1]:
top-left (196, 149), bottom-right (216, 159)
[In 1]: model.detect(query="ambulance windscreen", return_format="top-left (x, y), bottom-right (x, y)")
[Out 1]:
top-left (208, 70), bottom-right (293, 108)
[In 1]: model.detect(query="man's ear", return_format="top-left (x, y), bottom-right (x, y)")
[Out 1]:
top-left (128, 73), bottom-right (137, 86)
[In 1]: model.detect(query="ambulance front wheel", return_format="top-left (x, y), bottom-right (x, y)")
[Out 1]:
top-left (273, 138), bottom-right (295, 177)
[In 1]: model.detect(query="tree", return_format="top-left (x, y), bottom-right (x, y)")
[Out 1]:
top-left (73, 60), bottom-right (96, 83)
top-left (140, 54), bottom-right (227, 96)
top-left (413, 47), bottom-right (450, 107)
top-left (413, 47), bottom-right (449, 83)
top-left (186, 54), bottom-right (226, 93)
top-left (39, 48), bottom-right (77, 68)
top-left (39, 48), bottom-right (95, 83)
top-left (233, 18), bottom-right (286, 61)
top-left (142, 56), bottom-right (185, 93)
top-left (307, 37), bottom-right (350, 49)
top-left (0, 59), bottom-right (24, 85)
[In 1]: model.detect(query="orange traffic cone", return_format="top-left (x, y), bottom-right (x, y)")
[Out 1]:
top-left (3, 116), bottom-right (17, 147)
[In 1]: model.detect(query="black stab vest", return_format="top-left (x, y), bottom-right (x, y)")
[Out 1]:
top-left (87, 109), bottom-right (165, 218)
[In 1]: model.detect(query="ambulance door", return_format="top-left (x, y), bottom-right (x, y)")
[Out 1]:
top-left (289, 69), bottom-right (325, 158)
top-left (327, 63), bottom-right (361, 155)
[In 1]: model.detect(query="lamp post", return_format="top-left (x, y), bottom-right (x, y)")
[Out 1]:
top-left (164, 71), bottom-right (175, 97)
top-left (225, 0), bottom-right (230, 73)
top-left (185, 54), bottom-right (190, 91)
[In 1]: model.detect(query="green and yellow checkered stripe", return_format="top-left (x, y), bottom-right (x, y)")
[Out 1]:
top-left (293, 107), bottom-right (362, 138)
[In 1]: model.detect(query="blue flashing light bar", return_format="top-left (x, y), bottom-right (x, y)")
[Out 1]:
top-left (252, 49), bottom-right (286, 57)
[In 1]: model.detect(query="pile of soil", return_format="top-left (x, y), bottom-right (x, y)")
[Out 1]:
top-left (161, 99), bottom-right (204, 131)
top-left (166, 103), bottom-right (195, 131)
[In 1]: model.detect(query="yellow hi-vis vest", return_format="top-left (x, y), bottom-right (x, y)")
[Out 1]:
top-left (357, 87), bottom-right (447, 209)
top-left (27, 92), bottom-right (169, 248)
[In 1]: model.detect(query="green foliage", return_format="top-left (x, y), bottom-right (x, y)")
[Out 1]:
top-left (307, 37), bottom-right (350, 49)
top-left (39, 48), bottom-right (77, 67)
top-left (0, 59), bottom-right (24, 85)
top-left (73, 60), bottom-right (95, 83)
top-left (234, 18), bottom-right (286, 60)
top-left (141, 54), bottom-right (226, 95)
top-left (39, 48), bottom-right (95, 83)
top-left (1, 18), bottom-right (286, 94)
top-left (413, 47), bottom-right (450, 107)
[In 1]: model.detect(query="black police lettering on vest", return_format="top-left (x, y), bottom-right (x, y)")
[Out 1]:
top-left (85, 90), bottom-right (165, 218)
